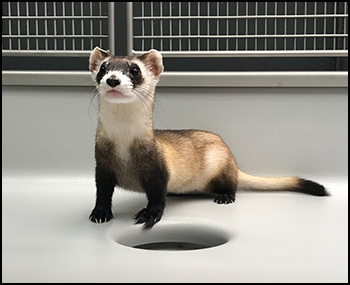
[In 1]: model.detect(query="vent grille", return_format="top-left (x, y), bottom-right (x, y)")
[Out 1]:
top-left (2, 2), bottom-right (109, 52)
top-left (131, 2), bottom-right (348, 56)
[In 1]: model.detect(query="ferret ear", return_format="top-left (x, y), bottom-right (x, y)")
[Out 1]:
top-left (89, 46), bottom-right (110, 72)
top-left (138, 49), bottom-right (164, 78)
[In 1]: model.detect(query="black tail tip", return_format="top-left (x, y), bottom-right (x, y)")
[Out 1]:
top-left (297, 178), bottom-right (330, 196)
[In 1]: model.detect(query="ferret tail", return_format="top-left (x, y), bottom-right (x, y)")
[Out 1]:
top-left (237, 169), bottom-right (330, 196)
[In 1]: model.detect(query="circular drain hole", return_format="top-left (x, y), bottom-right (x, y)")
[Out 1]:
top-left (133, 241), bottom-right (211, 251)
top-left (113, 220), bottom-right (231, 251)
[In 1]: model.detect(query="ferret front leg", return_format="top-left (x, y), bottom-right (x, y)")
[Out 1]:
top-left (133, 169), bottom-right (168, 229)
top-left (133, 185), bottom-right (167, 229)
top-left (89, 165), bottom-right (116, 223)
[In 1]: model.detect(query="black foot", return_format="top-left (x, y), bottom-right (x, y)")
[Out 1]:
top-left (89, 207), bottom-right (113, 223)
top-left (214, 193), bottom-right (235, 204)
top-left (133, 207), bottom-right (163, 229)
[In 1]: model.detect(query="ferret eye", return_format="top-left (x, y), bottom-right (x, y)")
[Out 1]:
top-left (130, 66), bottom-right (141, 78)
top-left (100, 63), bottom-right (106, 72)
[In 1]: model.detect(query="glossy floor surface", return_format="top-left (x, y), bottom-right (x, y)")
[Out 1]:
top-left (2, 177), bottom-right (347, 282)
top-left (2, 86), bottom-right (348, 282)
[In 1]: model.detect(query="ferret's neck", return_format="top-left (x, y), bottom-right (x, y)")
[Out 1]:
top-left (98, 96), bottom-right (154, 144)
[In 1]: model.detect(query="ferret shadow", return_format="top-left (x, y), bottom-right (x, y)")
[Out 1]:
top-left (166, 192), bottom-right (214, 204)
top-left (110, 189), bottom-right (276, 218)
top-left (111, 192), bottom-right (215, 220)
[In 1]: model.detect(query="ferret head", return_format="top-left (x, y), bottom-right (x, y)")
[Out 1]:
top-left (89, 47), bottom-right (163, 104)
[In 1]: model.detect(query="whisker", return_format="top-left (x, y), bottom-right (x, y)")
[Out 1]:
top-left (88, 87), bottom-right (99, 130)
top-left (134, 91), bottom-right (149, 112)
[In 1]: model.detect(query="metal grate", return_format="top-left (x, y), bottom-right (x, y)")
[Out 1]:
top-left (130, 2), bottom-right (348, 56)
top-left (2, 2), bottom-right (110, 56)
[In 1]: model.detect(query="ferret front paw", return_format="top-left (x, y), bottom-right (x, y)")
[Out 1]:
top-left (89, 207), bottom-right (113, 223)
top-left (214, 193), bottom-right (235, 204)
top-left (133, 207), bottom-right (163, 229)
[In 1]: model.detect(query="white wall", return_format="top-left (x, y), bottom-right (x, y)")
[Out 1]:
top-left (2, 86), bottom-right (348, 180)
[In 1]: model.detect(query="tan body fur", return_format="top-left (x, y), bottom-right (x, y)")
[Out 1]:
top-left (155, 129), bottom-right (237, 194)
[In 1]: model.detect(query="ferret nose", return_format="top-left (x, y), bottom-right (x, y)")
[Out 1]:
top-left (106, 78), bottom-right (121, 87)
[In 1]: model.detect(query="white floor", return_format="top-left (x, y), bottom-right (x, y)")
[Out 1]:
top-left (2, 86), bottom-right (348, 282)
top-left (2, 176), bottom-right (348, 283)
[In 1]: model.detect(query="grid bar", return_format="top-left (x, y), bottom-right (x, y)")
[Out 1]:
top-left (126, 1), bottom-right (133, 55)
top-left (3, 35), bottom-right (108, 38)
top-left (131, 50), bottom-right (348, 58)
top-left (2, 70), bottom-right (348, 87)
top-left (2, 16), bottom-right (108, 19)
top-left (1, 50), bottom-right (92, 57)
top-left (108, 2), bottom-right (115, 55)
top-left (132, 14), bottom-right (348, 20)
top-left (134, 34), bottom-right (346, 39)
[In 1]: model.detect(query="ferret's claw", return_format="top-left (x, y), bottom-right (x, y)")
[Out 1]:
top-left (133, 207), bottom-right (163, 229)
top-left (214, 193), bottom-right (235, 205)
top-left (89, 207), bottom-right (113, 223)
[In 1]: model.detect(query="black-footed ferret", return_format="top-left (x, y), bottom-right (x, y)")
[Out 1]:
top-left (88, 47), bottom-right (329, 229)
